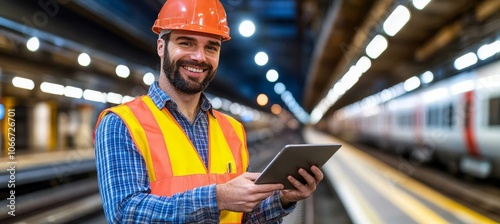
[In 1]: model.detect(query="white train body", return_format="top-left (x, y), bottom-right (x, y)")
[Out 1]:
top-left (329, 60), bottom-right (500, 178)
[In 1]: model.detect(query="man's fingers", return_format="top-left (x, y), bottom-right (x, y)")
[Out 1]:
top-left (243, 172), bottom-right (261, 180)
top-left (311, 166), bottom-right (324, 182)
top-left (299, 168), bottom-right (316, 185)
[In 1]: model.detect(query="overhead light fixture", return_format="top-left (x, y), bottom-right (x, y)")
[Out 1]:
top-left (403, 76), bottom-right (420, 92)
top-left (64, 86), bottom-right (83, 98)
top-left (78, 53), bottom-right (91, 66)
top-left (420, 71), bottom-right (434, 84)
top-left (266, 69), bottom-right (279, 82)
top-left (239, 20), bottom-right (256, 37)
top-left (256, 93), bottom-right (268, 106)
top-left (454, 52), bottom-right (478, 70)
top-left (210, 97), bottom-right (223, 109)
top-left (26, 37), bottom-right (40, 52)
top-left (106, 92), bottom-right (123, 104)
top-left (143, 72), bottom-right (155, 85)
top-left (83, 89), bottom-right (106, 103)
top-left (356, 56), bottom-right (372, 73)
top-left (274, 82), bottom-right (286, 94)
top-left (230, 103), bottom-right (242, 115)
top-left (383, 5), bottom-right (411, 36)
top-left (12, 77), bottom-right (35, 90)
top-left (254, 52), bottom-right (268, 66)
top-left (477, 40), bottom-right (500, 60)
top-left (271, 104), bottom-right (282, 115)
top-left (116, 64), bottom-right (130, 78)
top-left (40, 82), bottom-right (64, 95)
top-left (366, 35), bottom-right (388, 59)
top-left (413, 0), bottom-right (431, 10)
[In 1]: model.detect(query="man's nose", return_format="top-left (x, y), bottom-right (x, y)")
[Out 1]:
top-left (190, 47), bottom-right (207, 62)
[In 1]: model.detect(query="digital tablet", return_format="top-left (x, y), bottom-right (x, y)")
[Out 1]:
top-left (254, 144), bottom-right (341, 189)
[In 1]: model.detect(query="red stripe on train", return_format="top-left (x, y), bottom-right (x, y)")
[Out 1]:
top-left (464, 91), bottom-right (480, 156)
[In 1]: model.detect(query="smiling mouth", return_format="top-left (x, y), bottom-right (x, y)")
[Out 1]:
top-left (182, 66), bottom-right (206, 73)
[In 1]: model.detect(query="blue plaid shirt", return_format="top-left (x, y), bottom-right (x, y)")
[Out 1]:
top-left (95, 82), bottom-right (295, 223)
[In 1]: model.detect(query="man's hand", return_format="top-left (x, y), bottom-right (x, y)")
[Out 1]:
top-left (216, 172), bottom-right (284, 212)
top-left (279, 166), bottom-right (324, 207)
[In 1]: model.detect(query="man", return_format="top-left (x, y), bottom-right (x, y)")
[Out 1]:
top-left (94, 0), bottom-right (324, 223)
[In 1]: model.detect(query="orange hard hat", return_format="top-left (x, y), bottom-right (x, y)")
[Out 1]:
top-left (152, 0), bottom-right (231, 41)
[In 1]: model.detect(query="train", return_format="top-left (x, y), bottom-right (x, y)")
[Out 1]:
top-left (328, 59), bottom-right (500, 179)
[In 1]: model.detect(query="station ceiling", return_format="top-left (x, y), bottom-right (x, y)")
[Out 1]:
top-left (0, 0), bottom-right (499, 122)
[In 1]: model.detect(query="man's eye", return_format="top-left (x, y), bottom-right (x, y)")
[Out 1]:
top-left (180, 42), bottom-right (192, 46)
top-left (207, 46), bottom-right (219, 52)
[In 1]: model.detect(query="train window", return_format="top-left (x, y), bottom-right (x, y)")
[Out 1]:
top-left (489, 97), bottom-right (500, 126)
top-left (443, 104), bottom-right (455, 128)
top-left (397, 113), bottom-right (412, 128)
top-left (426, 107), bottom-right (439, 127)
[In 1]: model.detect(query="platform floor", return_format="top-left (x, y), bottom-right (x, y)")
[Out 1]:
top-left (303, 127), bottom-right (497, 224)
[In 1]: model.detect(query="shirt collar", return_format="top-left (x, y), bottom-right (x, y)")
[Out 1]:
top-left (147, 82), bottom-right (215, 117)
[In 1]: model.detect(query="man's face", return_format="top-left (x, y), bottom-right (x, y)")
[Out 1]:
top-left (162, 30), bottom-right (221, 95)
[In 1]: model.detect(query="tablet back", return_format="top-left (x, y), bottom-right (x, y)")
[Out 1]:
top-left (254, 144), bottom-right (341, 189)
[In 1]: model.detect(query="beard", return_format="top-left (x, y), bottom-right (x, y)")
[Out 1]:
top-left (162, 49), bottom-right (216, 95)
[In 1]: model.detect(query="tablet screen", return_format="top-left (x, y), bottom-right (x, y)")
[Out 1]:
top-left (254, 144), bottom-right (341, 189)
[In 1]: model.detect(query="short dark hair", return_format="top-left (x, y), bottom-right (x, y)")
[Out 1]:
top-left (161, 32), bottom-right (171, 42)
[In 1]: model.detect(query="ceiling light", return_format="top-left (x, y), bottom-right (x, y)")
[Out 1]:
top-left (477, 40), bottom-right (500, 60)
top-left (356, 56), bottom-right (371, 73)
top-left (107, 92), bottom-right (123, 104)
top-left (40, 82), bottom-right (64, 95)
top-left (420, 71), bottom-right (434, 84)
top-left (211, 97), bottom-right (222, 109)
top-left (239, 20), bottom-right (256, 37)
top-left (274, 82), bottom-right (286, 94)
top-left (78, 53), bottom-right (91, 66)
top-left (366, 35), bottom-right (388, 59)
top-left (64, 86), bottom-right (83, 98)
top-left (403, 76), bottom-right (420, 92)
top-left (413, 0), bottom-right (431, 10)
top-left (83, 89), bottom-right (106, 102)
top-left (254, 52), bottom-right (268, 66)
top-left (454, 52), bottom-right (477, 70)
top-left (266, 69), bottom-right (279, 82)
top-left (256, 94), bottom-right (268, 106)
top-left (116, 64), bottom-right (130, 78)
top-left (271, 104), bottom-right (282, 115)
top-left (230, 103), bottom-right (242, 115)
top-left (143, 72), bottom-right (155, 85)
top-left (383, 5), bottom-right (411, 36)
top-left (12, 77), bottom-right (35, 90)
top-left (26, 37), bottom-right (40, 52)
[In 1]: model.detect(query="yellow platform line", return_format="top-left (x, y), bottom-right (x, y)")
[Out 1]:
top-left (324, 160), bottom-right (383, 224)
top-left (339, 148), bottom-right (448, 224)
top-left (342, 146), bottom-right (498, 224)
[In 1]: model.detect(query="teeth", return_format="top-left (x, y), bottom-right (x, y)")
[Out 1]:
top-left (184, 66), bottom-right (203, 73)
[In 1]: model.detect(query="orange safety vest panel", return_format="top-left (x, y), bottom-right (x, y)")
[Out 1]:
top-left (95, 96), bottom-right (249, 223)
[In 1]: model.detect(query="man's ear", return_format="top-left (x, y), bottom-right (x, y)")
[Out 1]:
top-left (157, 38), bottom-right (165, 57)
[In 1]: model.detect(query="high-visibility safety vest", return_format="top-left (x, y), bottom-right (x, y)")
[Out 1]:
top-left (95, 95), bottom-right (249, 223)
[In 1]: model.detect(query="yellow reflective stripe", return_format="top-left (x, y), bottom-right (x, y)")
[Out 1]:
top-left (141, 97), bottom-right (206, 175)
top-left (208, 114), bottom-right (236, 174)
top-left (223, 114), bottom-right (249, 170)
top-left (110, 105), bottom-right (156, 181)
top-left (220, 210), bottom-right (243, 223)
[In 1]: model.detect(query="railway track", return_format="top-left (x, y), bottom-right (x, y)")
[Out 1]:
top-left (0, 177), bottom-right (103, 224)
